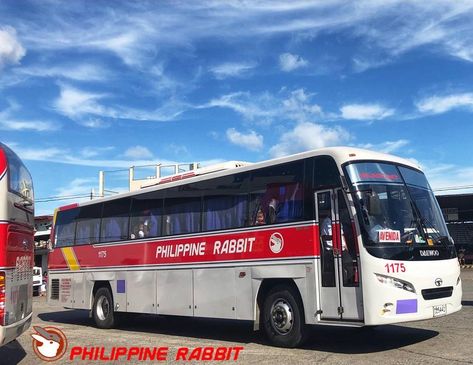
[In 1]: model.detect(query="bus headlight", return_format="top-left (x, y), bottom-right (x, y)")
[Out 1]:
top-left (375, 273), bottom-right (416, 294)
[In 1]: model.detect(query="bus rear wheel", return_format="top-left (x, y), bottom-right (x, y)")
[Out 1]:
top-left (262, 285), bottom-right (306, 348)
top-left (92, 287), bottom-right (116, 329)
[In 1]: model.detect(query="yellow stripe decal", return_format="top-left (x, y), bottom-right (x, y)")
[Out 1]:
top-left (61, 247), bottom-right (80, 271)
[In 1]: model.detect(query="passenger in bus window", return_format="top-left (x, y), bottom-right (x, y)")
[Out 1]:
top-left (255, 208), bottom-right (266, 225)
top-left (268, 197), bottom-right (278, 224)
top-left (164, 215), bottom-right (172, 235)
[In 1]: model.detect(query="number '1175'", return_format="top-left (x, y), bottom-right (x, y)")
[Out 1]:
top-left (385, 263), bottom-right (406, 273)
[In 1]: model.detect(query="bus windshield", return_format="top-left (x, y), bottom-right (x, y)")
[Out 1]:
top-left (345, 162), bottom-right (455, 260)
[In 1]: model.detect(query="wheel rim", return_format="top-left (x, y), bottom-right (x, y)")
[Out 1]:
top-left (270, 298), bottom-right (294, 335)
top-left (96, 295), bottom-right (110, 321)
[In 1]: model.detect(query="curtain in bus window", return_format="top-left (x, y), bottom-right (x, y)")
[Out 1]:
top-left (75, 204), bottom-right (102, 245)
top-left (164, 197), bottom-right (200, 235)
top-left (249, 161), bottom-right (304, 225)
top-left (130, 193), bottom-right (163, 239)
top-left (203, 195), bottom-right (247, 231)
top-left (76, 218), bottom-right (100, 244)
top-left (55, 208), bottom-right (79, 247)
top-left (101, 199), bottom-right (131, 243)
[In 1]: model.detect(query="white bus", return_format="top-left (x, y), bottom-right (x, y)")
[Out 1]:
top-left (48, 147), bottom-right (462, 347)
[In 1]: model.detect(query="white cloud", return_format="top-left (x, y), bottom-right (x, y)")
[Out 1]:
top-left (282, 89), bottom-right (322, 122)
top-left (358, 139), bottom-right (410, 154)
top-left (202, 92), bottom-right (277, 123)
top-left (201, 88), bottom-right (322, 124)
top-left (80, 146), bottom-right (114, 158)
top-left (124, 145), bottom-right (154, 159)
top-left (54, 84), bottom-right (187, 124)
top-left (8, 1), bottom-right (473, 73)
top-left (226, 128), bottom-right (263, 151)
top-left (0, 26), bottom-right (26, 69)
top-left (416, 93), bottom-right (473, 115)
top-left (54, 178), bottom-right (97, 198)
top-left (0, 101), bottom-right (57, 132)
top-left (340, 103), bottom-right (395, 120)
top-left (279, 53), bottom-right (308, 72)
top-left (54, 84), bottom-right (107, 119)
top-left (12, 143), bottom-right (224, 170)
top-left (210, 62), bottom-right (257, 79)
top-left (269, 122), bottom-right (351, 157)
top-left (17, 64), bottom-right (110, 81)
top-left (424, 164), bottom-right (473, 195)
top-left (167, 143), bottom-right (189, 156)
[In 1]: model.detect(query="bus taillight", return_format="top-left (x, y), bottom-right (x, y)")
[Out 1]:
top-left (0, 272), bottom-right (5, 325)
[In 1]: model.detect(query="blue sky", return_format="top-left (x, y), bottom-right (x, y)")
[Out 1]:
top-left (1, 1), bottom-right (473, 215)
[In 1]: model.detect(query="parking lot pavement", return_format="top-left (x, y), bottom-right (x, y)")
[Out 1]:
top-left (1, 269), bottom-right (472, 365)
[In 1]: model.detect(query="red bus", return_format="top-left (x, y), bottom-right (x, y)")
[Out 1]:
top-left (48, 148), bottom-right (461, 347)
top-left (0, 142), bottom-right (34, 346)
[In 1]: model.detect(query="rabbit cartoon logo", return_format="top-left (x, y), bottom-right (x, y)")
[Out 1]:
top-left (269, 232), bottom-right (284, 254)
top-left (31, 326), bottom-right (68, 361)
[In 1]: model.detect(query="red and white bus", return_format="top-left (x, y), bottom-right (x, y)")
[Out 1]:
top-left (48, 147), bottom-right (462, 347)
top-left (0, 142), bottom-right (34, 346)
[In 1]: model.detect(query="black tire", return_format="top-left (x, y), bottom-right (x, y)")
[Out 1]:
top-left (92, 287), bottom-right (116, 329)
top-left (262, 285), bottom-right (306, 348)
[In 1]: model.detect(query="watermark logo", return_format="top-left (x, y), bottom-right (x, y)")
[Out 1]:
top-left (31, 326), bottom-right (68, 362)
top-left (269, 232), bottom-right (284, 254)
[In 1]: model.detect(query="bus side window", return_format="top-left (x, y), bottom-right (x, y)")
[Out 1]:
top-left (75, 204), bottom-right (102, 245)
top-left (164, 186), bottom-right (201, 235)
top-left (101, 198), bottom-right (131, 243)
top-left (55, 208), bottom-right (79, 247)
top-left (249, 161), bottom-right (304, 225)
top-left (130, 191), bottom-right (163, 239)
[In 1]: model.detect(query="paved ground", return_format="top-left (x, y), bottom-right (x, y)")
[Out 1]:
top-left (1, 269), bottom-right (472, 365)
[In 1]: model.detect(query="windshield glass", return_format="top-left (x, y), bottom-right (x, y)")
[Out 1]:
top-left (345, 162), bottom-right (454, 260)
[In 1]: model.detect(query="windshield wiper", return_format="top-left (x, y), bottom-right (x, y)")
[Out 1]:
top-left (406, 200), bottom-right (429, 244)
top-left (419, 217), bottom-right (450, 245)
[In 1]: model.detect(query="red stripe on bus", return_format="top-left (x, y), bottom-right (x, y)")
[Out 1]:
top-left (49, 225), bottom-right (320, 270)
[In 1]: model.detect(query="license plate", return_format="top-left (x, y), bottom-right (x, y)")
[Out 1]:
top-left (433, 304), bottom-right (447, 317)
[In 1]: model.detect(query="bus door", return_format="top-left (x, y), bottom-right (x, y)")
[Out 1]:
top-left (316, 189), bottom-right (363, 321)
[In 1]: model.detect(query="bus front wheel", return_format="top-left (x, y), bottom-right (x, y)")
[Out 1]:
top-left (92, 287), bottom-right (116, 329)
top-left (262, 285), bottom-right (306, 348)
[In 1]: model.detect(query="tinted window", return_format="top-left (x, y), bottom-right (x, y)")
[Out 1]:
top-left (75, 204), bottom-right (102, 245)
top-left (314, 156), bottom-right (341, 189)
top-left (3, 144), bottom-right (34, 202)
top-left (201, 174), bottom-right (249, 231)
top-left (55, 208), bottom-right (79, 247)
top-left (164, 185), bottom-right (201, 235)
top-left (249, 161), bottom-right (304, 225)
top-left (130, 191), bottom-right (164, 239)
top-left (399, 167), bottom-right (430, 189)
top-left (101, 199), bottom-right (131, 243)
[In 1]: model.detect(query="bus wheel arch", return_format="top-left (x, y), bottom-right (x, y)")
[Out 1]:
top-left (256, 279), bottom-right (307, 347)
top-left (91, 281), bottom-right (116, 329)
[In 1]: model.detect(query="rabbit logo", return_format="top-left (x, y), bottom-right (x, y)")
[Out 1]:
top-left (31, 326), bottom-right (68, 361)
top-left (269, 232), bottom-right (284, 254)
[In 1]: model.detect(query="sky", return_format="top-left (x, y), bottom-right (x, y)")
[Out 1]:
top-left (1, 0), bottom-right (473, 216)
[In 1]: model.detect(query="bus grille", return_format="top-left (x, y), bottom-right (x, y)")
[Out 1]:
top-left (51, 279), bottom-right (60, 300)
top-left (421, 286), bottom-right (453, 300)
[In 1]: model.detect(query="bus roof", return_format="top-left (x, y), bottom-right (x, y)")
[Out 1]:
top-left (57, 146), bottom-right (421, 210)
